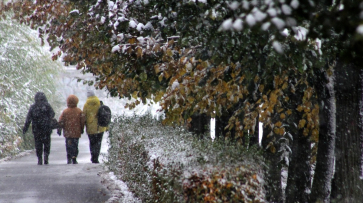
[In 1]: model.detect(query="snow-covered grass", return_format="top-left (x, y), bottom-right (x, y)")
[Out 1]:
top-left (0, 14), bottom-right (63, 158)
top-left (105, 114), bottom-right (266, 202)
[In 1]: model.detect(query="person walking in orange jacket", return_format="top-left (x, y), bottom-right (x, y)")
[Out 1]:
top-left (57, 95), bottom-right (85, 164)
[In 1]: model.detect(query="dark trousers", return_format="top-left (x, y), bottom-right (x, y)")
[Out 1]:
top-left (34, 132), bottom-right (51, 159)
top-left (88, 132), bottom-right (104, 162)
top-left (65, 138), bottom-right (79, 158)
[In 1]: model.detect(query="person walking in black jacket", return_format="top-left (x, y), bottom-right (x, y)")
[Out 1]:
top-left (23, 92), bottom-right (55, 165)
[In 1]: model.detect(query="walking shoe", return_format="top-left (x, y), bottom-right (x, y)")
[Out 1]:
top-left (38, 159), bottom-right (43, 165)
top-left (67, 158), bottom-right (72, 164)
top-left (44, 155), bottom-right (49, 165)
top-left (72, 157), bottom-right (78, 164)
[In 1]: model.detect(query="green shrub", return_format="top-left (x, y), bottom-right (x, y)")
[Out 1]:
top-left (0, 13), bottom-right (63, 157)
top-left (106, 114), bottom-right (266, 202)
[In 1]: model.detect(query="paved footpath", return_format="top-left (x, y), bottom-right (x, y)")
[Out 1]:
top-left (0, 131), bottom-right (111, 203)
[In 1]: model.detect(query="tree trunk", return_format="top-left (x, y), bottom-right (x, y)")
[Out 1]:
top-left (331, 62), bottom-right (363, 202)
top-left (285, 75), bottom-right (312, 203)
top-left (215, 111), bottom-right (235, 140)
top-left (248, 76), bottom-right (261, 147)
top-left (249, 115), bottom-right (260, 147)
top-left (215, 115), bottom-right (227, 140)
top-left (285, 133), bottom-right (312, 203)
top-left (188, 113), bottom-right (209, 139)
top-left (261, 121), bottom-right (283, 202)
top-left (310, 64), bottom-right (336, 202)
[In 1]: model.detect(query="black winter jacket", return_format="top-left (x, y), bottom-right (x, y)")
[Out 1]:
top-left (23, 92), bottom-right (55, 135)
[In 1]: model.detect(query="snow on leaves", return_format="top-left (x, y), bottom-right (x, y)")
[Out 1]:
top-left (0, 0), bottom-right (335, 154)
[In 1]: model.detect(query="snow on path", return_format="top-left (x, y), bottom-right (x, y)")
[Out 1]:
top-left (0, 131), bottom-right (110, 203)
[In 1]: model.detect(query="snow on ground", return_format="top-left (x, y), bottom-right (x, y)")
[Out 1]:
top-left (0, 150), bottom-right (33, 163)
top-left (98, 171), bottom-right (141, 203)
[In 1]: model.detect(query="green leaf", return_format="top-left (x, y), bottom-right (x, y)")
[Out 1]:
top-left (140, 72), bottom-right (147, 81)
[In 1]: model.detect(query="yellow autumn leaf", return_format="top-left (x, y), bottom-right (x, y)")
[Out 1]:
top-left (274, 76), bottom-right (281, 87)
top-left (178, 68), bottom-right (186, 77)
top-left (253, 75), bottom-right (258, 83)
top-left (259, 85), bottom-right (265, 93)
top-left (280, 127), bottom-right (285, 135)
top-left (180, 56), bottom-right (186, 63)
top-left (140, 72), bottom-right (147, 81)
top-left (226, 182), bottom-right (233, 189)
top-left (194, 64), bottom-right (202, 71)
top-left (132, 91), bottom-right (138, 99)
top-left (298, 119), bottom-right (306, 129)
top-left (311, 129), bottom-right (318, 137)
top-left (312, 108), bottom-right (319, 117)
top-left (297, 105), bottom-right (303, 112)
top-left (158, 74), bottom-right (163, 82)
top-left (164, 71), bottom-right (171, 79)
top-left (136, 47), bottom-right (143, 58)
top-left (270, 93), bottom-right (277, 104)
top-left (274, 127), bottom-right (280, 134)
top-left (282, 82), bottom-right (288, 90)
top-left (280, 113), bottom-right (286, 119)
top-left (270, 145), bottom-right (276, 153)
top-left (153, 44), bottom-right (160, 52)
top-left (127, 47), bottom-right (133, 54)
top-left (275, 121), bottom-right (282, 128)
top-left (154, 91), bottom-right (164, 102)
top-left (303, 128), bottom-right (309, 137)
top-left (304, 107), bottom-right (311, 113)
top-left (166, 49), bottom-right (173, 57)
top-left (154, 65), bottom-right (160, 74)
top-left (168, 39), bottom-right (174, 46)
top-left (311, 129), bottom-right (319, 142)
top-left (128, 37), bottom-right (136, 44)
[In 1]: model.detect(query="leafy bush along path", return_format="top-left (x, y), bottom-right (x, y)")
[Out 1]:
top-left (0, 15), bottom-right (63, 158)
top-left (106, 115), bottom-right (266, 202)
top-left (0, 132), bottom-right (110, 203)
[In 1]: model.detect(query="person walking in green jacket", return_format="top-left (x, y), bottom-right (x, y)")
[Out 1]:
top-left (83, 90), bottom-right (107, 163)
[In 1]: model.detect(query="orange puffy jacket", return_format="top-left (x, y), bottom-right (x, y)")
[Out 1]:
top-left (58, 95), bottom-right (85, 138)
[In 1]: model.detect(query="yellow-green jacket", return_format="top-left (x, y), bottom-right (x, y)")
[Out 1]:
top-left (83, 96), bottom-right (106, 135)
